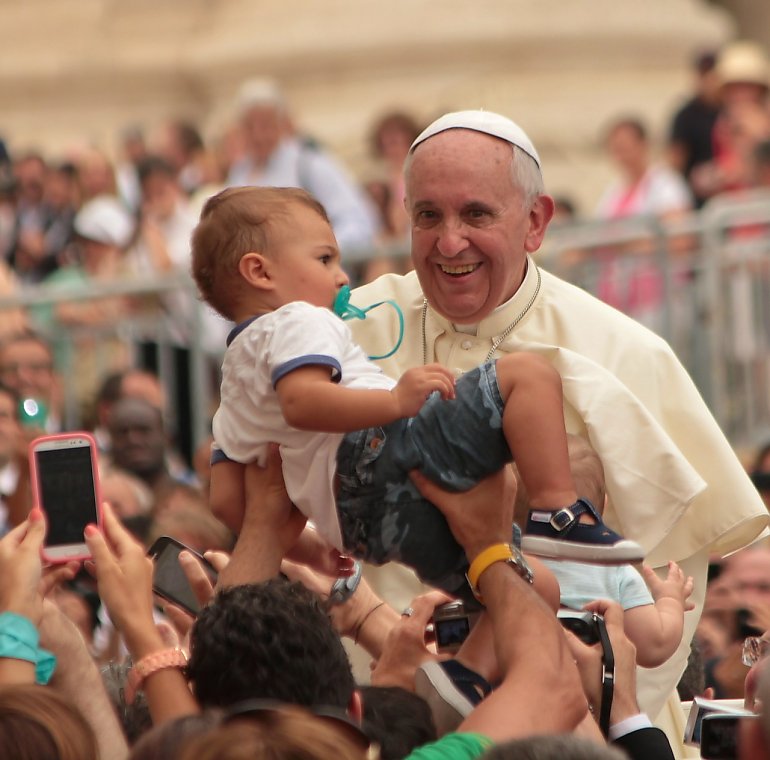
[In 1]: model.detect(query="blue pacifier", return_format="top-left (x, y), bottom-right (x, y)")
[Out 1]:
top-left (333, 285), bottom-right (405, 360)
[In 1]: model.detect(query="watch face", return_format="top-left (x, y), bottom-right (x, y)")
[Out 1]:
top-left (507, 549), bottom-right (534, 584)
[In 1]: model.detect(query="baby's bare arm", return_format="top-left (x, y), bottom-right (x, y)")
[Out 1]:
top-left (276, 364), bottom-right (455, 432)
top-left (624, 562), bottom-right (694, 668)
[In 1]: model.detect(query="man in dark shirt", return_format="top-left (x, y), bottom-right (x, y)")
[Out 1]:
top-left (668, 51), bottom-right (721, 208)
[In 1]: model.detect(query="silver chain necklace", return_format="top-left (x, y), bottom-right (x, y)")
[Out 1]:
top-left (421, 264), bottom-right (542, 365)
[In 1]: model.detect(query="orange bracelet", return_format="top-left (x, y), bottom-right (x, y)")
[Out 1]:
top-left (125, 647), bottom-right (188, 704)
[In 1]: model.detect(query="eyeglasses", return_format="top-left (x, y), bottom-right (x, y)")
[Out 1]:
top-left (742, 636), bottom-right (770, 667)
top-left (223, 698), bottom-right (372, 751)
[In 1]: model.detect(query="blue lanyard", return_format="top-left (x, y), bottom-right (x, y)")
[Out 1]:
top-left (332, 285), bottom-right (405, 360)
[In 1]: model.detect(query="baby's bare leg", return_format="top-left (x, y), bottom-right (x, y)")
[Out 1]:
top-left (494, 353), bottom-right (577, 510)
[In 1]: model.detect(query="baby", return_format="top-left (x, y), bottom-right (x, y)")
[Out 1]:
top-left (191, 187), bottom-right (643, 602)
top-left (514, 435), bottom-right (693, 667)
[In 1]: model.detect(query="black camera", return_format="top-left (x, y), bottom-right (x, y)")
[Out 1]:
top-left (432, 601), bottom-right (479, 654)
top-left (684, 696), bottom-right (757, 756)
top-left (557, 610), bottom-right (602, 645)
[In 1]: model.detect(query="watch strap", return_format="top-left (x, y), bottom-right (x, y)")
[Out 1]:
top-left (467, 543), bottom-right (533, 603)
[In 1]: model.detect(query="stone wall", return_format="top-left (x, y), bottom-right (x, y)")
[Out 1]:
top-left (0, 0), bottom-right (733, 211)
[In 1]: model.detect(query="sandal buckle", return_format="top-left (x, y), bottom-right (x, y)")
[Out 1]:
top-left (550, 507), bottom-right (576, 532)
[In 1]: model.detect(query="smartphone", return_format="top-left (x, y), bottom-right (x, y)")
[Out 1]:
top-left (147, 535), bottom-right (218, 616)
top-left (700, 713), bottom-right (759, 759)
top-left (30, 432), bottom-right (102, 563)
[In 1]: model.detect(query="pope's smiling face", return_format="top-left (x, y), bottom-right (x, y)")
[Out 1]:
top-left (406, 129), bottom-right (552, 324)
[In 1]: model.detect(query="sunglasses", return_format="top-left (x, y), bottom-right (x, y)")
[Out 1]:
top-left (223, 698), bottom-right (372, 751)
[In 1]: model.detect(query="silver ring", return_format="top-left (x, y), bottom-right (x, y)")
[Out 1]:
top-left (401, 607), bottom-right (414, 617)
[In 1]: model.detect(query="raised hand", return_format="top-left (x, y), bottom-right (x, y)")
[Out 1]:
top-left (642, 561), bottom-right (695, 611)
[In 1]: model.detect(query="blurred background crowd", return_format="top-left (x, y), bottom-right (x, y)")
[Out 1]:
top-left (0, 3), bottom-right (769, 744)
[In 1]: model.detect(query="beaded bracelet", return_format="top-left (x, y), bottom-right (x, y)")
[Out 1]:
top-left (125, 647), bottom-right (188, 704)
top-left (0, 612), bottom-right (56, 685)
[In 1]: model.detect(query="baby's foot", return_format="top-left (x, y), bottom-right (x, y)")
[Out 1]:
top-left (521, 498), bottom-right (644, 565)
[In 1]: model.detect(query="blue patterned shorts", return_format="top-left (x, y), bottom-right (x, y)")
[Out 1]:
top-left (336, 362), bottom-right (516, 604)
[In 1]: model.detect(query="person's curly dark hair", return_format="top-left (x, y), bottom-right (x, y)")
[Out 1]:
top-left (360, 686), bottom-right (436, 760)
top-left (187, 579), bottom-right (355, 710)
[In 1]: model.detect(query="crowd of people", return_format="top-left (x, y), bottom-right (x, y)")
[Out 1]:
top-left (0, 35), bottom-right (769, 760)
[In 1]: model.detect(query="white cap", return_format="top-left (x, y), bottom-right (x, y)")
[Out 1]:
top-left (410, 110), bottom-right (541, 167)
top-left (74, 195), bottom-right (135, 249)
top-left (236, 77), bottom-right (286, 113)
top-left (716, 41), bottom-right (770, 89)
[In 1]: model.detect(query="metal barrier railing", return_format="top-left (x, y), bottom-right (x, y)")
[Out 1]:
top-left (0, 192), bottom-right (768, 456)
top-left (541, 190), bottom-right (770, 448)
top-left (0, 274), bottom-right (219, 455)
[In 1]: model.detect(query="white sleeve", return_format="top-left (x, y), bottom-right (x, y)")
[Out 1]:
top-left (266, 304), bottom-right (351, 387)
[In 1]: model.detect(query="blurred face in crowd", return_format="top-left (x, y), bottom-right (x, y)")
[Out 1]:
top-left (44, 167), bottom-right (79, 211)
top-left (0, 337), bottom-right (55, 404)
top-left (121, 370), bottom-right (167, 416)
top-left (406, 129), bottom-right (552, 324)
top-left (14, 156), bottom-right (46, 205)
top-left (606, 123), bottom-right (648, 178)
top-left (722, 549), bottom-right (770, 608)
top-left (77, 148), bottom-right (115, 199)
top-left (108, 398), bottom-right (167, 480)
top-left (0, 388), bottom-right (18, 466)
top-left (79, 237), bottom-right (121, 276)
top-left (376, 120), bottom-right (416, 164)
top-left (242, 104), bottom-right (286, 165)
top-left (141, 171), bottom-right (179, 221)
top-left (722, 82), bottom-right (768, 108)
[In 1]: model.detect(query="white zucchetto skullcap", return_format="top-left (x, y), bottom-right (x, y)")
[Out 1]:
top-left (410, 110), bottom-right (540, 168)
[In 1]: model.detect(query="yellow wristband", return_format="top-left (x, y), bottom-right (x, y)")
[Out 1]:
top-left (466, 543), bottom-right (515, 597)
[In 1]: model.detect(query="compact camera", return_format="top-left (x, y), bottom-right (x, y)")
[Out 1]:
top-left (432, 601), bottom-right (479, 654)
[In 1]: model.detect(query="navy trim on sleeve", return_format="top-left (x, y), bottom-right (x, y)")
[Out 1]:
top-left (272, 355), bottom-right (342, 388)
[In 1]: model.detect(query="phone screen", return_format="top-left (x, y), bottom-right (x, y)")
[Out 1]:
top-left (35, 444), bottom-right (98, 547)
top-left (150, 537), bottom-right (217, 615)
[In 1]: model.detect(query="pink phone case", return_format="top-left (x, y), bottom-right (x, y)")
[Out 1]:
top-left (29, 431), bottom-right (103, 564)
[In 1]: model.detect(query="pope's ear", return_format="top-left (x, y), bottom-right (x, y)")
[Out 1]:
top-left (238, 252), bottom-right (272, 290)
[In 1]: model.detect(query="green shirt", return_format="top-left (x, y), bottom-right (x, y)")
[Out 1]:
top-left (405, 732), bottom-right (492, 760)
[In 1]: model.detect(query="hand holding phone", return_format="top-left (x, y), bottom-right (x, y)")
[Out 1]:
top-left (0, 509), bottom-right (47, 623)
top-left (29, 432), bottom-right (102, 563)
top-left (148, 536), bottom-right (218, 616)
